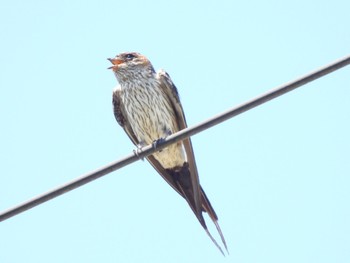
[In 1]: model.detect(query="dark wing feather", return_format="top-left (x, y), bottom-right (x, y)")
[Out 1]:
top-left (146, 155), bottom-right (183, 195)
top-left (157, 69), bottom-right (202, 215)
top-left (157, 70), bottom-right (228, 253)
top-left (112, 88), bottom-right (138, 145)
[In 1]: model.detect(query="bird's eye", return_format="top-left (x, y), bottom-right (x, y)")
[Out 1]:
top-left (125, 54), bottom-right (135, 60)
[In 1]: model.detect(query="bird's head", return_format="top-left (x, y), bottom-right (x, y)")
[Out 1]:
top-left (108, 52), bottom-right (155, 82)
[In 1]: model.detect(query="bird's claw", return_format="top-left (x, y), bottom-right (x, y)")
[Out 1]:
top-left (152, 137), bottom-right (166, 152)
top-left (133, 144), bottom-right (145, 161)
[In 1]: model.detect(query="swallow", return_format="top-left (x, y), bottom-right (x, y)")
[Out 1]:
top-left (108, 52), bottom-right (227, 254)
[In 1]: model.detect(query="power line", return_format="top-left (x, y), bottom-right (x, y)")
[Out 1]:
top-left (1, 55), bottom-right (349, 222)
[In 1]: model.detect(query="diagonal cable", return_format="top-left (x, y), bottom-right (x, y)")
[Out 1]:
top-left (1, 55), bottom-right (349, 222)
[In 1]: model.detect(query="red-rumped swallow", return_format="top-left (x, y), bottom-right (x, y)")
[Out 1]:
top-left (108, 52), bottom-right (227, 255)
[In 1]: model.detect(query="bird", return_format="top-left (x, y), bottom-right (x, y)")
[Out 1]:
top-left (108, 52), bottom-right (227, 255)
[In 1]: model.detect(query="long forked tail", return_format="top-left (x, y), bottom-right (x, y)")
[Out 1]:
top-left (200, 187), bottom-right (229, 254)
top-left (205, 228), bottom-right (225, 256)
top-left (190, 204), bottom-right (227, 256)
top-left (166, 164), bottom-right (228, 255)
top-left (176, 181), bottom-right (228, 255)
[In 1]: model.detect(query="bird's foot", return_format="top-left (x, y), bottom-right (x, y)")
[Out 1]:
top-left (133, 144), bottom-right (145, 161)
top-left (152, 137), bottom-right (166, 152)
top-left (152, 128), bottom-right (172, 152)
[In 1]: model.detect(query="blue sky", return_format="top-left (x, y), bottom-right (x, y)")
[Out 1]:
top-left (1, 0), bottom-right (349, 262)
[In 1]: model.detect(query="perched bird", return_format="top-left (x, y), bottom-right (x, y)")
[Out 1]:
top-left (108, 52), bottom-right (227, 254)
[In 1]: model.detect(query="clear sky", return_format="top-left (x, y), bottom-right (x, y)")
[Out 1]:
top-left (1, 1), bottom-right (349, 262)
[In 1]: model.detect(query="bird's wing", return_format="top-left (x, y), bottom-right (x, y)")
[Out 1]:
top-left (112, 87), bottom-right (139, 145)
top-left (156, 69), bottom-right (202, 215)
top-left (157, 70), bottom-right (228, 253)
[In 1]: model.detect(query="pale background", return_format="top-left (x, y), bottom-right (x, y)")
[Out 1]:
top-left (1, 1), bottom-right (349, 262)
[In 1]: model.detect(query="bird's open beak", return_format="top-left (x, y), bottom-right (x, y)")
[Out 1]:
top-left (107, 57), bottom-right (124, 70)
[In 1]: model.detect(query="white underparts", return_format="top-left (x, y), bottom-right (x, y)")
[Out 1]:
top-left (121, 80), bottom-right (186, 168)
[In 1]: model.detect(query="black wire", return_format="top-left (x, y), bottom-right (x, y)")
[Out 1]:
top-left (1, 55), bottom-right (349, 222)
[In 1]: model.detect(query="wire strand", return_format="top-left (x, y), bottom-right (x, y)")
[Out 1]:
top-left (1, 55), bottom-right (350, 222)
